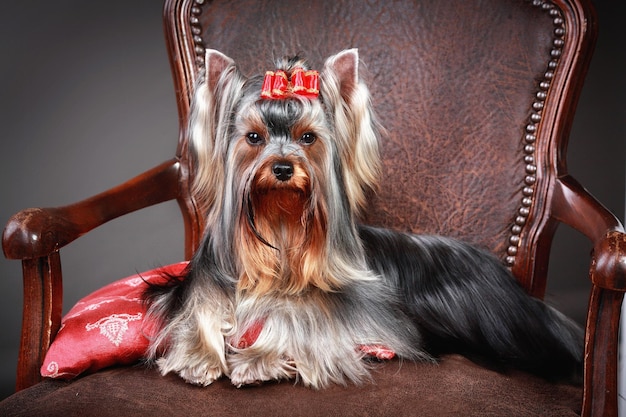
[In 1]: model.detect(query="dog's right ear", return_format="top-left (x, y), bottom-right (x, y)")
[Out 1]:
top-left (190, 49), bottom-right (242, 217)
top-left (204, 49), bottom-right (236, 93)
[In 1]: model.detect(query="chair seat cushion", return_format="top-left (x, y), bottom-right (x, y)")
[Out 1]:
top-left (0, 355), bottom-right (581, 416)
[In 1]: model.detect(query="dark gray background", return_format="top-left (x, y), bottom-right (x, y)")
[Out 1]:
top-left (0, 0), bottom-right (624, 400)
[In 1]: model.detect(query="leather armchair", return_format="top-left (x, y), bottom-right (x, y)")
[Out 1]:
top-left (2, 0), bottom-right (624, 415)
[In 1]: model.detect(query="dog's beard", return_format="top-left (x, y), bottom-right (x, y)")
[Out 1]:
top-left (236, 157), bottom-right (332, 296)
top-left (246, 157), bottom-right (313, 237)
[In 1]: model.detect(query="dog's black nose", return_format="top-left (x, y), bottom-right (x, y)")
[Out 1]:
top-left (272, 162), bottom-right (294, 182)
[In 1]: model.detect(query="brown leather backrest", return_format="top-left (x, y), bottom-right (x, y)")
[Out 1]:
top-left (165, 0), bottom-right (595, 296)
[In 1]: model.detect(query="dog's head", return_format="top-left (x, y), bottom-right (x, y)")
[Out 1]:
top-left (189, 49), bottom-right (381, 294)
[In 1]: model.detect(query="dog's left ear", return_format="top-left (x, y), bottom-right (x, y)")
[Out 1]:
top-left (321, 49), bottom-right (381, 216)
top-left (323, 48), bottom-right (359, 100)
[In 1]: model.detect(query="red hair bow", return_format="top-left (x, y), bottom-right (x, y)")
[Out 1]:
top-left (261, 67), bottom-right (319, 99)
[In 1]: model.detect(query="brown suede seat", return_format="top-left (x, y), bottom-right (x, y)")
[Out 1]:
top-left (0, 356), bottom-right (581, 417)
top-left (2, 1), bottom-right (624, 416)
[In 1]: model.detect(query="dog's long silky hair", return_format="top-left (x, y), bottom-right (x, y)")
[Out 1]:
top-left (145, 49), bottom-right (583, 388)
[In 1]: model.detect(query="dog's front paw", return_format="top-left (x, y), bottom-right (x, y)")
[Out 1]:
top-left (179, 362), bottom-right (224, 386)
top-left (228, 355), bottom-right (296, 387)
top-left (157, 356), bottom-right (224, 387)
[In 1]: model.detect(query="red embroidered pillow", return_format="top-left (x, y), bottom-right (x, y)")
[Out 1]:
top-left (41, 262), bottom-right (188, 379)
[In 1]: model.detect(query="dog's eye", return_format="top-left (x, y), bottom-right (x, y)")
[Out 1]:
top-left (299, 132), bottom-right (317, 145)
top-left (246, 132), bottom-right (265, 146)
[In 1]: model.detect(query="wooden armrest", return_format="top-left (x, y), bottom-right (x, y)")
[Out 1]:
top-left (554, 175), bottom-right (626, 288)
top-left (552, 175), bottom-right (626, 249)
top-left (3, 159), bottom-right (181, 260)
top-left (554, 175), bottom-right (626, 290)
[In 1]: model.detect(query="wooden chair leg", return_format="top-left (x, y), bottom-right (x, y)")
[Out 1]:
top-left (16, 253), bottom-right (63, 391)
top-left (582, 285), bottom-right (623, 417)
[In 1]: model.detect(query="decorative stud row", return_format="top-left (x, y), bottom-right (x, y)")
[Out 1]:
top-left (506, 0), bottom-right (566, 266)
top-left (191, 0), bottom-right (207, 66)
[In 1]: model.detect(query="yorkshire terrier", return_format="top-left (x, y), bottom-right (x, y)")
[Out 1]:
top-left (145, 48), bottom-right (583, 389)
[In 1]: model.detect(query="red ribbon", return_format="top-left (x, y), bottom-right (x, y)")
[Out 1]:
top-left (358, 344), bottom-right (396, 360)
top-left (261, 67), bottom-right (319, 99)
top-left (234, 320), bottom-right (265, 349)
